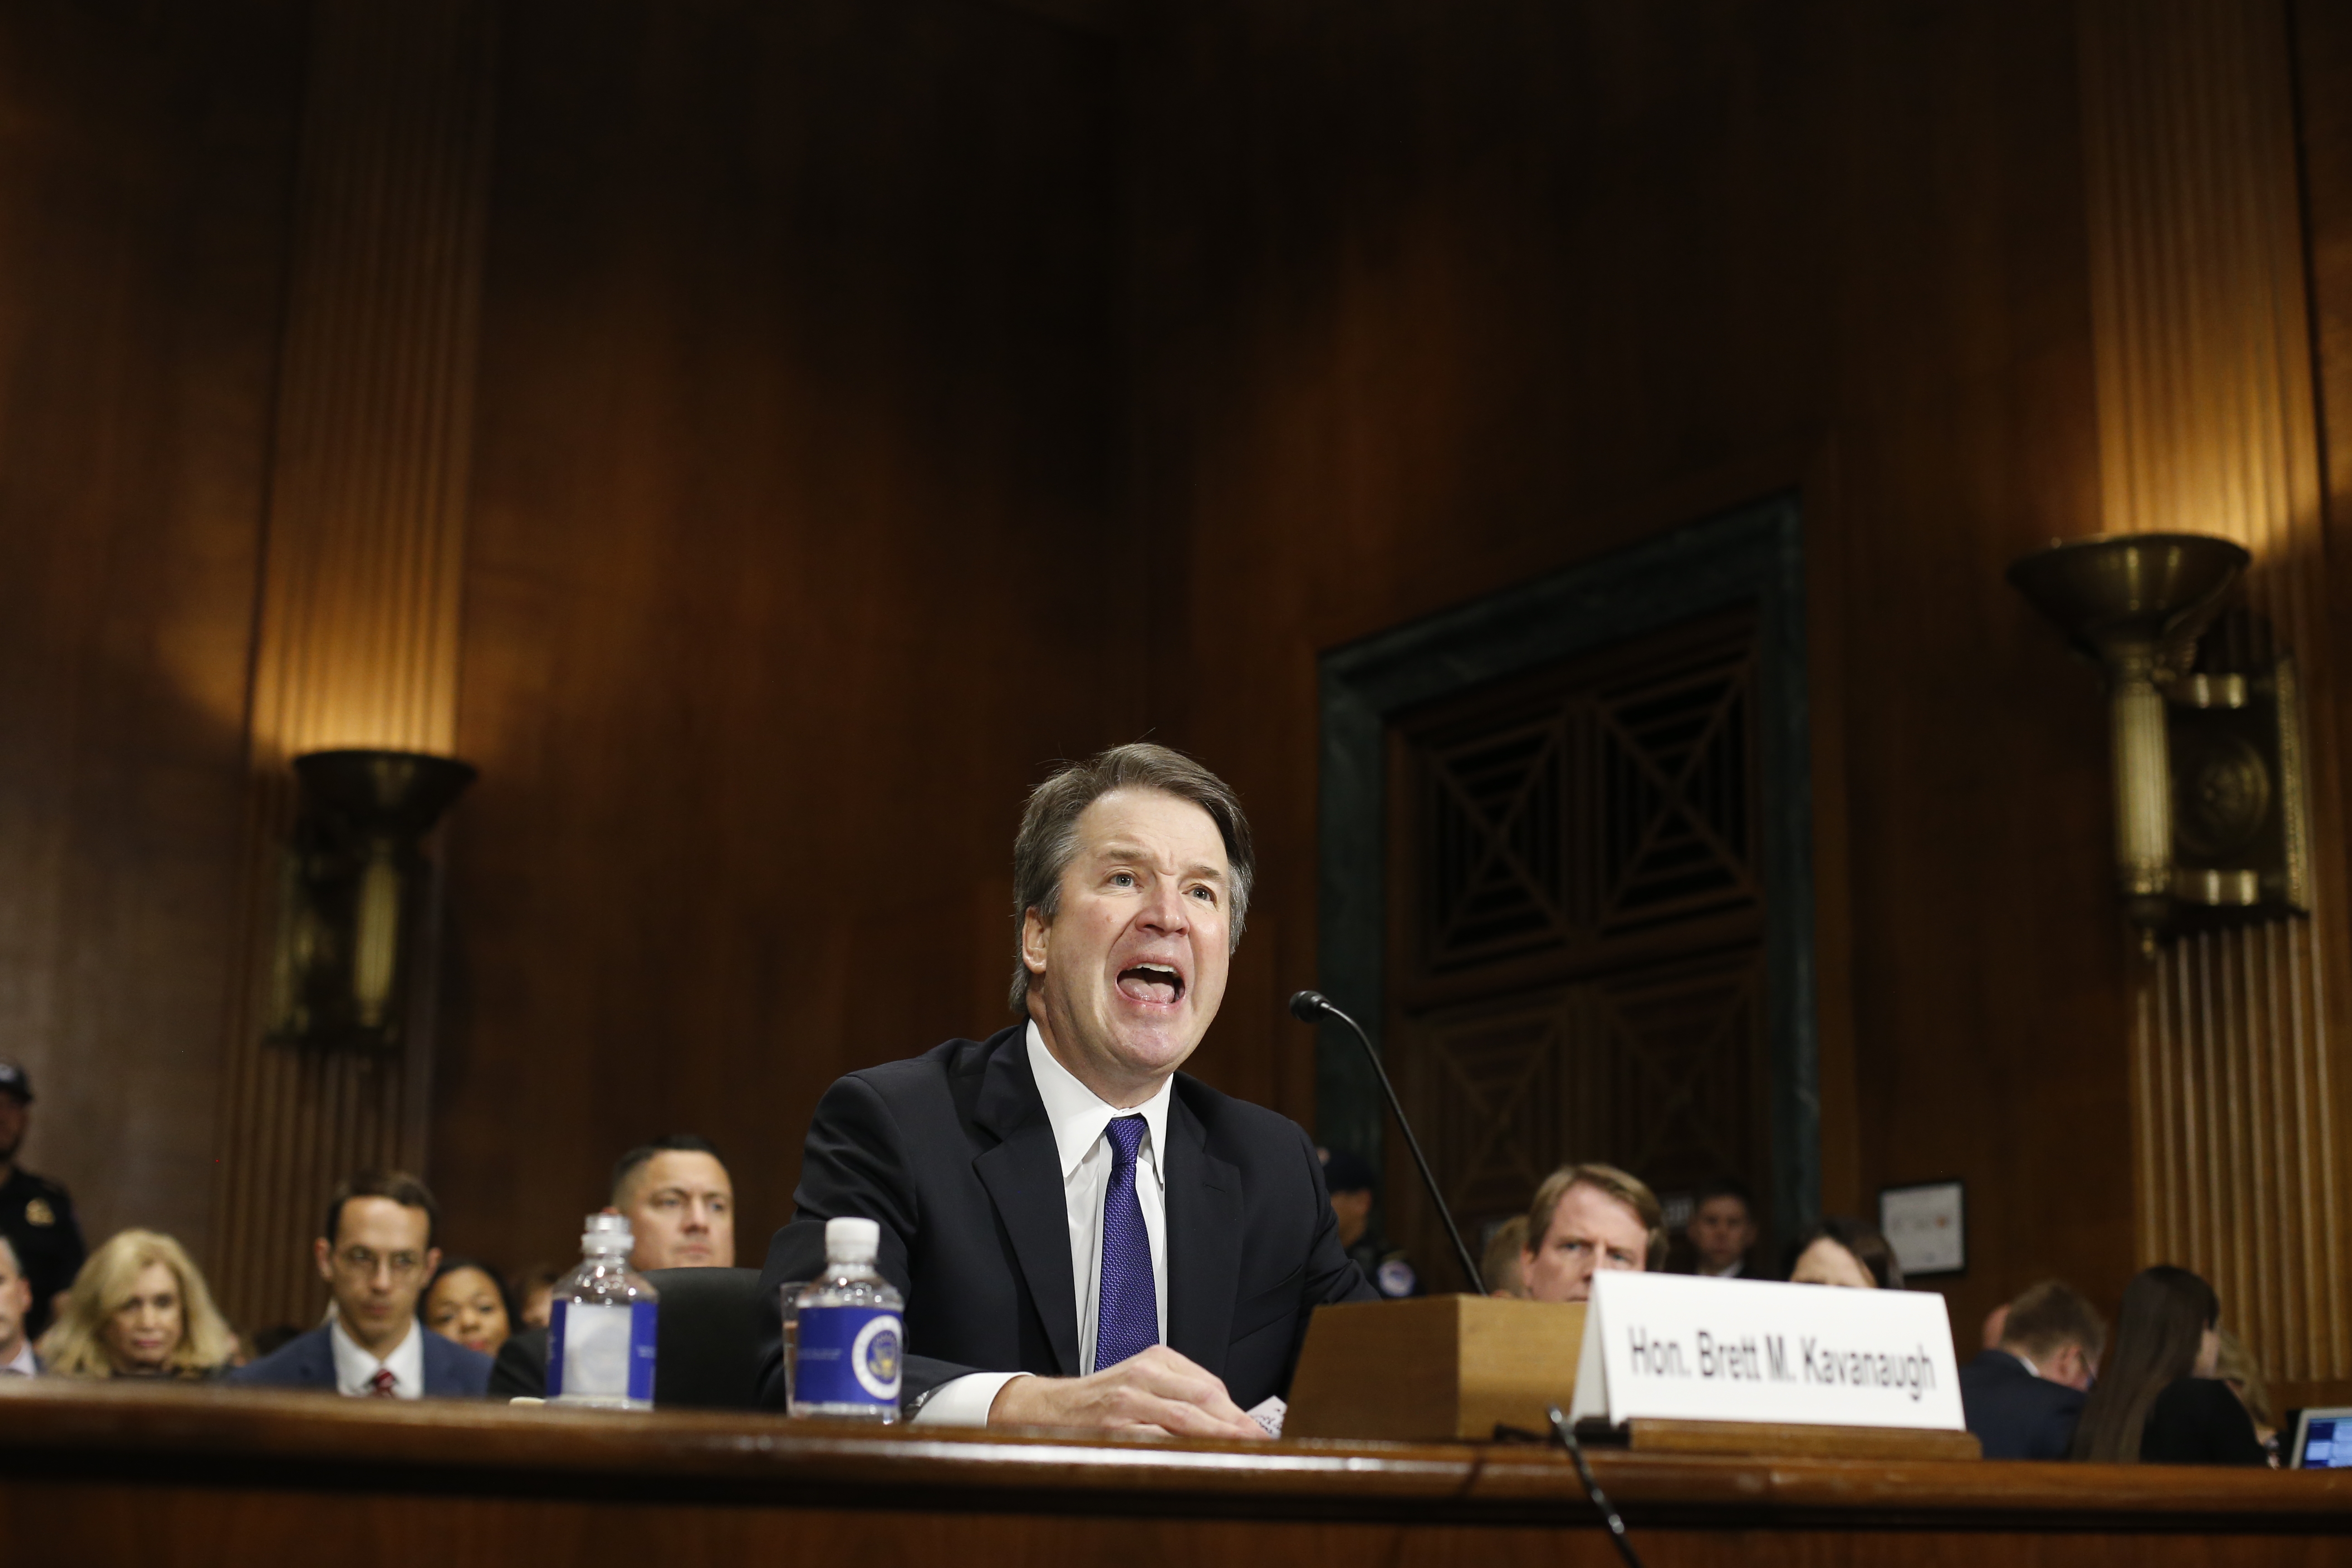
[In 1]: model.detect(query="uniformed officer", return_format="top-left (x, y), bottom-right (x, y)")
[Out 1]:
top-left (0, 1062), bottom-right (85, 1342)
top-left (1318, 1147), bottom-right (1422, 1299)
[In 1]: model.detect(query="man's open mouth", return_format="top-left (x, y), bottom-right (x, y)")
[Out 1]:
top-left (1117, 963), bottom-right (1185, 1005)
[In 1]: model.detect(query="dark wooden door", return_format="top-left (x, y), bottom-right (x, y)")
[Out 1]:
top-left (1382, 608), bottom-right (1770, 1285)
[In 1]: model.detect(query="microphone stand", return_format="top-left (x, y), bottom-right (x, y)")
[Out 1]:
top-left (1290, 990), bottom-right (1486, 1295)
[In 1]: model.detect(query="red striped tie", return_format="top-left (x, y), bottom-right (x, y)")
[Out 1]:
top-left (368, 1368), bottom-right (397, 1398)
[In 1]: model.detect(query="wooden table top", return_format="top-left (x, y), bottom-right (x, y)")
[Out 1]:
top-left (5, 1379), bottom-right (2347, 1532)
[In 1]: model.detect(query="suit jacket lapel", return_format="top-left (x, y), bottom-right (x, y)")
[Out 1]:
top-left (1163, 1088), bottom-right (1241, 1376)
top-left (972, 1034), bottom-right (1082, 1377)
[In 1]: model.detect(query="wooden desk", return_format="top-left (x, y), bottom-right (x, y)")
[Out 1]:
top-left (4, 1381), bottom-right (2347, 1564)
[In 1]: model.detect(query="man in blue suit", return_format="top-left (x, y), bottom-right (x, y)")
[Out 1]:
top-left (1959, 1280), bottom-right (2105, 1460)
top-left (231, 1171), bottom-right (491, 1398)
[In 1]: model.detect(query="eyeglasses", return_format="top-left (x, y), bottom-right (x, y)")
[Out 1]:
top-left (333, 1246), bottom-right (426, 1281)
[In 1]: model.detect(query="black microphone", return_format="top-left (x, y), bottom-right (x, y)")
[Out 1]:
top-left (1289, 989), bottom-right (1486, 1295)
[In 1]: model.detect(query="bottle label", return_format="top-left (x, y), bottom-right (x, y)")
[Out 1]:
top-left (794, 1305), bottom-right (902, 1408)
top-left (549, 1299), bottom-right (657, 1403)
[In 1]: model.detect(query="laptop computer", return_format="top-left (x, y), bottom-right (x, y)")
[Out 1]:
top-left (2288, 1407), bottom-right (2352, 1468)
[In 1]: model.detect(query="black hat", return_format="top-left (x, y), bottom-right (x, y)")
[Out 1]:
top-left (0, 1062), bottom-right (28, 1102)
top-left (1320, 1147), bottom-right (1377, 1195)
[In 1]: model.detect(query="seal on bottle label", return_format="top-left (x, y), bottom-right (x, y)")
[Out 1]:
top-left (795, 1304), bottom-right (902, 1406)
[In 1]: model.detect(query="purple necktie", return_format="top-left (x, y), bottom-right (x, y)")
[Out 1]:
top-left (1093, 1115), bottom-right (1159, 1372)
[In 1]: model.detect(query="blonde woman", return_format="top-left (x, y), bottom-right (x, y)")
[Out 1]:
top-left (38, 1229), bottom-right (235, 1379)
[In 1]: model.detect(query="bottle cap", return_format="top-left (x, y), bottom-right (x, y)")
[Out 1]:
top-left (825, 1216), bottom-right (881, 1261)
top-left (581, 1211), bottom-right (633, 1252)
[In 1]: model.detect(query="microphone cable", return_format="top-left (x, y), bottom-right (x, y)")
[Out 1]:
top-left (1546, 1405), bottom-right (1645, 1568)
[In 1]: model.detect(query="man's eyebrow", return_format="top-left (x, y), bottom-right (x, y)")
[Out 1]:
top-left (1091, 842), bottom-right (1229, 882)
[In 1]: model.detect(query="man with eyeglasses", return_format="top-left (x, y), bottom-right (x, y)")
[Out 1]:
top-left (230, 1170), bottom-right (492, 1398)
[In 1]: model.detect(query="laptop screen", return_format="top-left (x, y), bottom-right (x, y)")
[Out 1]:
top-left (2293, 1409), bottom-right (2352, 1469)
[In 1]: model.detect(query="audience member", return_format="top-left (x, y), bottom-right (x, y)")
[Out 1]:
top-left (0, 1060), bottom-right (86, 1342)
top-left (2070, 1265), bottom-right (2264, 1465)
top-left (230, 1171), bottom-right (491, 1398)
top-left (1787, 1217), bottom-right (1902, 1289)
top-left (1960, 1280), bottom-right (2105, 1460)
top-left (1519, 1163), bottom-right (1664, 1303)
top-left (1681, 1177), bottom-right (1761, 1279)
top-left (1320, 1147), bottom-right (1419, 1298)
top-left (422, 1257), bottom-right (516, 1357)
top-left (491, 1135), bottom-right (741, 1399)
top-left (0, 1234), bottom-right (38, 1375)
top-left (38, 1229), bottom-right (234, 1379)
top-left (1983, 1302), bottom-right (2011, 1351)
top-left (612, 1135), bottom-right (736, 1269)
top-left (2212, 1329), bottom-right (2280, 1463)
top-left (511, 1265), bottom-right (562, 1332)
top-left (1482, 1217), bottom-right (1528, 1298)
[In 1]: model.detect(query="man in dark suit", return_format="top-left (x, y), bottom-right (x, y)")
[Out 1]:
top-left (759, 744), bottom-right (1376, 1436)
top-left (1960, 1279), bottom-right (2106, 1460)
top-left (490, 1134), bottom-right (740, 1399)
top-left (231, 1171), bottom-right (491, 1398)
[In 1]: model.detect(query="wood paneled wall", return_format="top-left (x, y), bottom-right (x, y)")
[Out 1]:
top-left (2078, 0), bottom-right (2352, 1392)
top-left (1119, 0), bottom-right (2129, 1339)
top-left (210, 0), bottom-right (500, 1329)
top-left (425, 0), bottom-right (1127, 1274)
top-left (0, 3), bottom-right (303, 1261)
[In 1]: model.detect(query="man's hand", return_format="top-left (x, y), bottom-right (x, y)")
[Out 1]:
top-left (987, 1346), bottom-right (1266, 1440)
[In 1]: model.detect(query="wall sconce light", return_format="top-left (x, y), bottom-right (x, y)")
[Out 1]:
top-left (269, 749), bottom-right (477, 1049)
top-left (2007, 533), bottom-right (2311, 953)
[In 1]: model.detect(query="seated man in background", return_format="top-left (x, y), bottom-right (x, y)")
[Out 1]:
top-left (231, 1171), bottom-right (491, 1398)
top-left (0, 1235), bottom-right (37, 1375)
top-left (490, 1134), bottom-right (738, 1398)
top-left (1519, 1163), bottom-right (1665, 1303)
top-left (759, 744), bottom-right (1375, 1434)
top-left (1959, 1279), bottom-right (2105, 1460)
top-left (1680, 1176), bottom-right (1761, 1279)
top-left (1320, 1148), bottom-right (1419, 1298)
top-left (1481, 1217), bottom-right (1528, 1298)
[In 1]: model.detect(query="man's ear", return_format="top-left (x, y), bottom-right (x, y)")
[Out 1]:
top-left (313, 1236), bottom-right (335, 1285)
top-left (1020, 907), bottom-right (1050, 974)
top-left (423, 1246), bottom-right (442, 1281)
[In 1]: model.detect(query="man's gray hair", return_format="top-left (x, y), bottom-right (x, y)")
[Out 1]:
top-left (1009, 743), bottom-right (1255, 1014)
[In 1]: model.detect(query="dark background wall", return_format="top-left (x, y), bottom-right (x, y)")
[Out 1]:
top-left (0, 0), bottom-right (2344, 1354)
top-left (1120, 0), bottom-right (2127, 1335)
top-left (0, 1), bottom-right (304, 1261)
top-left (434, 0), bottom-right (1131, 1269)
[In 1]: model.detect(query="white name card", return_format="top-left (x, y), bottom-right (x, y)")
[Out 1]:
top-left (1566, 1271), bottom-right (1966, 1431)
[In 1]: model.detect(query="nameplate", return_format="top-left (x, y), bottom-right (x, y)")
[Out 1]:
top-left (1566, 1272), bottom-right (1966, 1431)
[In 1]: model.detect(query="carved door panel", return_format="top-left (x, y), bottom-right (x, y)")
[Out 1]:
top-left (1384, 610), bottom-right (1767, 1281)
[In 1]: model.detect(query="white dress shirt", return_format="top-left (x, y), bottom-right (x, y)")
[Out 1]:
top-left (1, 1340), bottom-right (35, 1376)
top-left (912, 1021), bottom-right (1171, 1427)
top-left (1703, 1258), bottom-right (1744, 1279)
top-left (329, 1313), bottom-right (424, 1398)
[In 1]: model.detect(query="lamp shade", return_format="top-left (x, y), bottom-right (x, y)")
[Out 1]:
top-left (2004, 533), bottom-right (2249, 663)
top-left (293, 749), bottom-right (478, 836)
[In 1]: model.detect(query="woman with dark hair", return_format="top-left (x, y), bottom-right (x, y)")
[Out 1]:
top-left (1785, 1217), bottom-right (1903, 1289)
top-left (421, 1256), bottom-right (516, 1358)
top-left (2069, 1265), bottom-right (2266, 1465)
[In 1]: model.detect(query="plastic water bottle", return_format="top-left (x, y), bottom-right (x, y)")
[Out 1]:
top-left (549, 1212), bottom-right (658, 1410)
top-left (790, 1217), bottom-right (903, 1421)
